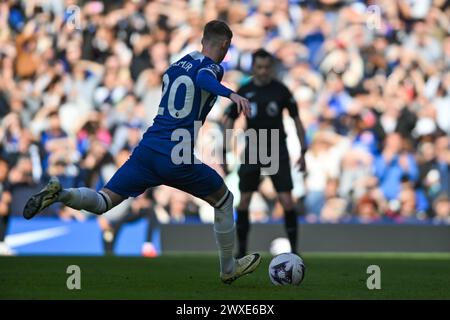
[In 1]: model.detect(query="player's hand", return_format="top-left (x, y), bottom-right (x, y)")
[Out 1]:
top-left (230, 93), bottom-right (250, 117)
top-left (296, 154), bottom-right (306, 172)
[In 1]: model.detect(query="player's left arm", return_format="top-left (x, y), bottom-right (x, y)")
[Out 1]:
top-left (197, 64), bottom-right (250, 116)
top-left (285, 89), bottom-right (307, 172)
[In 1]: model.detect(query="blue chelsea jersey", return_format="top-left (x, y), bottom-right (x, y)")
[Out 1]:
top-left (141, 51), bottom-right (228, 155)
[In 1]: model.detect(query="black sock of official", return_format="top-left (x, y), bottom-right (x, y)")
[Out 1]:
top-left (0, 214), bottom-right (9, 241)
top-left (236, 209), bottom-right (250, 258)
top-left (284, 210), bottom-right (298, 253)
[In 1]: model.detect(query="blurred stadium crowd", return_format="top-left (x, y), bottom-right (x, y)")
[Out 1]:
top-left (0, 0), bottom-right (449, 229)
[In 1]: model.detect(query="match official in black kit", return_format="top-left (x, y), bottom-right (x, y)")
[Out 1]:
top-left (223, 49), bottom-right (308, 258)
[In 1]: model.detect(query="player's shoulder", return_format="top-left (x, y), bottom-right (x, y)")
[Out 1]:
top-left (169, 52), bottom-right (199, 71)
top-left (199, 57), bottom-right (222, 71)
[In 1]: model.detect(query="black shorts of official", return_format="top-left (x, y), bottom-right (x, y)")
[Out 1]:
top-left (238, 155), bottom-right (293, 193)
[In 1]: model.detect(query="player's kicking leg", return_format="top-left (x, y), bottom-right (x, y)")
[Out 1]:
top-left (203, 184), bottom-right (262, 284)
top-left (23, 146), bottom-right (155, 220)
top-left (23, 177), bottom-right (124, 220)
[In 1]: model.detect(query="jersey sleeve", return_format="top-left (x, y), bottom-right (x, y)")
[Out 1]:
top-left (196, 63), bottom-right (234, 98)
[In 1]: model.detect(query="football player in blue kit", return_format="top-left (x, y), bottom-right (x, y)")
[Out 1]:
top-left (23, 20), bottom-right (261, 284)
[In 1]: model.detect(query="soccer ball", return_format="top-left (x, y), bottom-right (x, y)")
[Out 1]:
top-left (268, 253), bottom-right (305, 286)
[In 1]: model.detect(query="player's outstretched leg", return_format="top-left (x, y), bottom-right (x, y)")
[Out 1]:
top-left (23, 177), bottom-right (118, 220)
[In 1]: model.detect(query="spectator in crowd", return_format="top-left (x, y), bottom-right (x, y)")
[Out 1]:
top-left (354, 194), bottom-right (381, 223)
top-left (395, 175), bottom-right (428, 222)
top-left (374, 132), bottom-right (419, 202)
top-left (40, 110), bottom-right (71, 172)
top-left (432, 194), bottom-right (450, 225)
top-left (0, 157), bottom-right (13, 255)
top-left (418, 135), bottom-right (450, 215)
top-left (320, 178), bottom-right (348, 223)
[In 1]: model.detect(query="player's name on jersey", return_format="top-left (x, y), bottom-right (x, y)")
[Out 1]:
top-left (172, 60), bottom-right (193, 72)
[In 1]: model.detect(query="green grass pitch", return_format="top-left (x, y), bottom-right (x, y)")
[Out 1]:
top-left (1, 253), bottom-right (450, 300)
